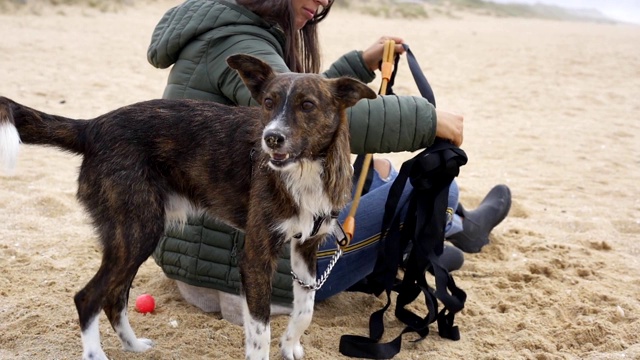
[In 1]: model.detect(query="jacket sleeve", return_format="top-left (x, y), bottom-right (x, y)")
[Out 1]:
top-left (323, 50), bottom-right (437, 154)
top-left (347, 95), bottom-right (437, 154)
top-left (322, 50), bottom-right (376, 84)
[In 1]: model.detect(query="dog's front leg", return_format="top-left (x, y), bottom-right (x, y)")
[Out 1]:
top-left (240, 230), bottom-right (281, 360)
top-left (280, 236), bottom-right (320, 360)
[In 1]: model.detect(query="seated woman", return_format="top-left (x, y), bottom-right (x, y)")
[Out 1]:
top-left (147, 0), bottom-right (511, 323)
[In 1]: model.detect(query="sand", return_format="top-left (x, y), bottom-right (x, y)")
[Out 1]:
top-left (0, 1), bottom-right (639, 359)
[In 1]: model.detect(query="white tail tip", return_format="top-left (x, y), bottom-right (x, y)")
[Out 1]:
top-left (0, 121), bottom-right (20, 174)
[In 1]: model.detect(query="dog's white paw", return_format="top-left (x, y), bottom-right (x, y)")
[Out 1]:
top-left (122, 337), bottom-right (154, 352)
top-left (280, 339), bottom-right (304, 360)
top-left (292, 342), bottom-right (304, 360)
top-left (82, 349), bottom-right (109, 360)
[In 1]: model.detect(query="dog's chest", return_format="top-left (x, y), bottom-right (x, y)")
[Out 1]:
top-left (275, 161), bottom-right (335, 242)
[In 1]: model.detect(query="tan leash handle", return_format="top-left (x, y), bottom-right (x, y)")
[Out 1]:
top-left (342, 40), bottom-right (396, 247)
top-left (379, 39), bottom-right (396, 94)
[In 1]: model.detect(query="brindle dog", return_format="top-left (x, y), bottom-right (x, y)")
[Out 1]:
top-left (0, 54), bottom-right (376, 360)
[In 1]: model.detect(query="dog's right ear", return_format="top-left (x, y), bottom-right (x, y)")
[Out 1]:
top-left (227, 54), bottom-right (275, 103)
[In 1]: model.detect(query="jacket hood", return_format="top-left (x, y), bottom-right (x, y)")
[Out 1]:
top-left (148, 0), bottom-right (280, 69)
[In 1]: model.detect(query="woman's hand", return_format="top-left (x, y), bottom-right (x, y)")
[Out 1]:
top-left (435, 109), bottom-right (464, 147)
top-left (362, 36), bottom-right (406, 72)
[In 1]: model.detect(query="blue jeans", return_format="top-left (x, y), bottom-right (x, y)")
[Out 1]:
top-left (315, 165), bottom-right (462, 301)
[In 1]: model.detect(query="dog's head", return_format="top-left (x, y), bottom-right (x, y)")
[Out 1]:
top-left (227, 54), bottom-right (377, 171)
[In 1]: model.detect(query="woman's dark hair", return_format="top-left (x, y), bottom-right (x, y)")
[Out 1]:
top-left (237, 0), bottom-right (333, 73)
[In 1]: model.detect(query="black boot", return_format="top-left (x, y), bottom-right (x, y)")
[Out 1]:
top-left (448, 184), bottom-right (512, 253)
top-left (401, 244), bottom-right (465, 272)
top-left (439, 245), bottom-right (465, 272)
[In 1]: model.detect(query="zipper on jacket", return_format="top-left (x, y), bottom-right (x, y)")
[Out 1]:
top-left (230, 234), bottom-right (239, 266)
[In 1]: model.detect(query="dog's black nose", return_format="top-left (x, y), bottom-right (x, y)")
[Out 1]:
top-left (264, 131), bottom-right (286, 149)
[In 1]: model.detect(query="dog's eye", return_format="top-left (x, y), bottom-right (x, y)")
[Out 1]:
top-left (301, 101), bottom-right (315, 112)
top-left (264, 98), bottom-right (274, 110)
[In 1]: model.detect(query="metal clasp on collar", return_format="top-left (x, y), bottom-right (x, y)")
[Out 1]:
top-left (291, 210), bottom-right (346, 291)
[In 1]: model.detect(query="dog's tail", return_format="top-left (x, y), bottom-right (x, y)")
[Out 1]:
top-left (0, 96), bottom-right (87, 173)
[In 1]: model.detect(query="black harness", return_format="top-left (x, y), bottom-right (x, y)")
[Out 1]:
top-left (293, 210), bottom-right (340, 239)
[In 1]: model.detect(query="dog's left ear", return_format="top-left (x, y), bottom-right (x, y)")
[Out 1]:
top-left (331, 77), bottom-right (378, 108)
top-left (227, 54), bottom-right (276, 103)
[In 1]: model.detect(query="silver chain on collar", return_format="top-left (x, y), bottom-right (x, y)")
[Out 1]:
top-left (291, 247), bottom-right (343, 291)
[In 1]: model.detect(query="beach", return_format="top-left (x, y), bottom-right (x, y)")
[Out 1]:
top-left (0, 1), bottom-right (639, 359)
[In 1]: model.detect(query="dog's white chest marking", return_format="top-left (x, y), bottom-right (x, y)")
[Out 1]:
top-left (276, 159), bottom-right (333, 242)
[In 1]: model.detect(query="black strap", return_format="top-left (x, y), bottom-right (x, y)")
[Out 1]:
top-left (340, 143), bottom-right (467, 358)
top-left (403, 44), bottom-right (436, 106)
top-left (339, 45), bottom-right (467, 359)
top-left (383, 44), bottom-right (436, 107)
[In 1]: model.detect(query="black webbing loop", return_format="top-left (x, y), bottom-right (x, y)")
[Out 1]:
top-left (339, 44), bottom-right (467, 359)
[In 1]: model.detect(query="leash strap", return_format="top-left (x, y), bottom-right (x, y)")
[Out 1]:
top-left (384, 44), bottom-right (436, 107)
top-left (339, 44), bottom-right (467, 359)
top-left (403, 44), bottom-right (436, 106)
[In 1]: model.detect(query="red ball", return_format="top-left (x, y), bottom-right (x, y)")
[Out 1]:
top-left (135, 294), bottom-right (155, 314)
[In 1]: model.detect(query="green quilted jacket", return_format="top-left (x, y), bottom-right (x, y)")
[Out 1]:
top-left (147, 0), bottom-right (438, 304)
